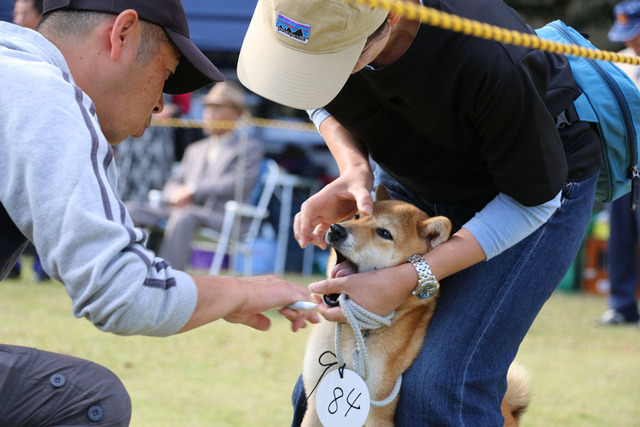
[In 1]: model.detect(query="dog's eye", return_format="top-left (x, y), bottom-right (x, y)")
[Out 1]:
top-left (376, 228), bottom-right (393, 240)
top-left (354, 213), bottom-right (360, 220)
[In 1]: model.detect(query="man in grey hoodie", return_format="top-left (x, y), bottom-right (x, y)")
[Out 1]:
top-left (0, 1), bottom-right (317, 425)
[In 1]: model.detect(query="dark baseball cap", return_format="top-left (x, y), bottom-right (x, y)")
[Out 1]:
top-left (43, 0), bottom-right (225, 94)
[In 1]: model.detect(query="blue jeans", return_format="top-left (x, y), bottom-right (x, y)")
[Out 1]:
top-left (291, 170), bottom-right (598, 426)
top-left (607, 192), bottom-right (640, 321)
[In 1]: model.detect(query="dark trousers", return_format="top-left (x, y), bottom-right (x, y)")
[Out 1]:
top-left (607, 192), bottom-right (640, 321)
top-left (0, 345), bottom-right (131, 426)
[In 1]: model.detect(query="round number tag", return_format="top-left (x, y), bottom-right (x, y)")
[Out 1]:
top-left (316, 368), bottom-right (371, 427)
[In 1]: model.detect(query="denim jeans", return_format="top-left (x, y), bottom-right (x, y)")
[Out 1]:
top-left (291, 169), bottom-right (598, 426)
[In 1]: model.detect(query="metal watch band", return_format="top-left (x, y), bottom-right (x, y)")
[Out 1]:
top-left (407, 254), bottom-right (440, 300)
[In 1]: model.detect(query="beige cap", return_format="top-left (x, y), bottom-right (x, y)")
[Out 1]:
top-left (201, 81), bottom-right (247, 112)
top-left (237, 0), bottom-right (388, 110)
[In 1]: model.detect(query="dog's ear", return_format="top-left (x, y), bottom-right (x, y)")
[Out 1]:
top-left (375, 184), bottom-right (392, 201)
top-left (418, 216), bottom-right (452, 249)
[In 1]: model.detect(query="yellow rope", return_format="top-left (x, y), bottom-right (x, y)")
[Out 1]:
top-left (348, 0), bottom-right (640, 66)
top-left (155, 0), bottom-right (637, 131)
top-left (151, 117), bottom-right (317, 132)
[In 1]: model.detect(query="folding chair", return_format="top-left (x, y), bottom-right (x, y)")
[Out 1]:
top-left (194, 158), bottom-right (280, 276)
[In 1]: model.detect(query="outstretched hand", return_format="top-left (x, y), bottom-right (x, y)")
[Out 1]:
top-left (183, 274), bottom-right (320, 333)
top-left (223, 275), bottom-right (321, 331)
top-left (224, 307), bottom-right (319, 332)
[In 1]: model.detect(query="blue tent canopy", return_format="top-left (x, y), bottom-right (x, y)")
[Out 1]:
top-left (0, 0), bottom-right (257, 54)
top-left (183, 0), bottom-right (257, 54)
top-left (0, 0), bottom-right (13, 23)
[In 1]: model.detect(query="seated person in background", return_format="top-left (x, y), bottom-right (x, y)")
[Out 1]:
top-left (127, 81), bottom-right (264, 270)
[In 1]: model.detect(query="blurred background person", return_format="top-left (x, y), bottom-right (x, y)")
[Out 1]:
top-left (113, 93), bottom-right (192, 203)
top-left (12, 0), bottom-right (41, 29)
top-left (598, 0), bottom-right (640, 326)
top-left (126, 81), bottom-right (264, 270)
top-left (6, 0), bottom-right (48, 282)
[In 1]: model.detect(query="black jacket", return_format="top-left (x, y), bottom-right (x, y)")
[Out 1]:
top-left (325, 0), bottom-right (600, 206)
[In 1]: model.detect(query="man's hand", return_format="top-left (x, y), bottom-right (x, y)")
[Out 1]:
top-left (180, 274), bottom-right (320, 333)
top-left (168, 185), bottom-right (194, 207)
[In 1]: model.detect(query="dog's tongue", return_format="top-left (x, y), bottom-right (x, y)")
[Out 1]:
top-left (330, 260), bottom-right (356, 278)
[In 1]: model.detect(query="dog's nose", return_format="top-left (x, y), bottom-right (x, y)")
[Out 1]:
top-left (328, 223), bottom-right (348, 243)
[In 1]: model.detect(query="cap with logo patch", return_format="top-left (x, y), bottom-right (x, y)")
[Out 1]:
top-left (43, 0), bottom-right (225, 94)
top-left (237, 0), bottom-right (388, 110)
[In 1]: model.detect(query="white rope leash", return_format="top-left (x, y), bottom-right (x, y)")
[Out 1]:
top-left (335, 294), bottom-right (403, 407)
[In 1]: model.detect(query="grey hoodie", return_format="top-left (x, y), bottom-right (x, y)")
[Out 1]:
top-left (0, 22), bottom-right (197, 337)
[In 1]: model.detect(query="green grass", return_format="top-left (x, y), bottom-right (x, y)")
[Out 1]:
top-left (2, 259), bottom-right (639, 426)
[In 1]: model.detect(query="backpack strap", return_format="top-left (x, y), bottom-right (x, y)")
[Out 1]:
top-left (556, 93), bottom-right (597, 128)
top-left (572, 92), bottom-right (598, 123)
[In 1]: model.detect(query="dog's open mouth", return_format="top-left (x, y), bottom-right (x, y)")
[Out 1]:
top-left (324, 250), bottom-right (358, 307)
top-left (330, 250), bottom-right (358, 278)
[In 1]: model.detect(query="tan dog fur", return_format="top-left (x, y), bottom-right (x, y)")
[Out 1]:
top-left (301, 185), bottom-right (530, 427)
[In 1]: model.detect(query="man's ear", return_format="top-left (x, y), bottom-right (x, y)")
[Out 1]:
top-left (109, 9), bottom-right (141, 62)
top-left (387, 12), bottom-right (402, 27)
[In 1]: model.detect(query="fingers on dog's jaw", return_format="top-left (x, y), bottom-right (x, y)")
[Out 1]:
top-left (316, 305), bottom-right (346, 323)
top-left (310, 225), bottom-right (329, 250)
top-left (300, 211), bottom-right (319, 233)
top-left (309, 279), bottom-right (331, 294)
top-left (313, 223), bottom-right (329, 236)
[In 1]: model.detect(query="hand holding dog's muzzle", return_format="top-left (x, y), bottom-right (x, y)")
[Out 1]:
top-left (309, 263), bottom-right (418, 321)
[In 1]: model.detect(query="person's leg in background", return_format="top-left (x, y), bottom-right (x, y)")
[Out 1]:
top-left (5, 260), bottom-right (20, 279)
top-left (599, 192), bottom-right (640, 325)
top-left (159, 206), bottom-right (225, 271)
top-left (32, 253), bottom-right (50, 282)
top-left (5, 248), bottom-right (50, 282)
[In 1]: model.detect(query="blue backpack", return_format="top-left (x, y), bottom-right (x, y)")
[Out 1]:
top-left (536, 20), bottom-right (640, 211)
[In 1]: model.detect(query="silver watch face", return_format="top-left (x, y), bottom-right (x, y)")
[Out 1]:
top-left (414, 280), bottom-right (439, 299)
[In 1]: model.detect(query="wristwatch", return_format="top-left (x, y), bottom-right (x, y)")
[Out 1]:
top-left (407, 254), bottom-right (440, 299)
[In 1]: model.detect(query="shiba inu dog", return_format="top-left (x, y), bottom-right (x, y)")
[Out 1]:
top-left (301, 185), bottom-right (530, 427)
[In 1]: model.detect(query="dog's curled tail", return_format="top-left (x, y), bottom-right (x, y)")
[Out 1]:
top-left (505, 361), bottom-right (531, 423)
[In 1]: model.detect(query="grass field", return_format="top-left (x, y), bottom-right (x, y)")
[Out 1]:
top-left (1, 260), bottom-right (639, 426)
